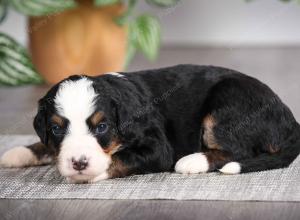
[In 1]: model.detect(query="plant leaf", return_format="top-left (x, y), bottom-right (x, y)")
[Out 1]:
top-left (9, 0), bottom-right (77, 16)
top-left (146, 0), bottom-right (180, 7)
top-left (124, 22), bottom-right (138, 68)
top-left (115, 0), bottom-right (137, 26)
top-left (0, 32), bottom-right (43, 86)
top-left (135, 15), bottom-right (161, 61)
top-left (0, 0), bottom-right (8, 23)
top-left (94, 0), bottom-right (121, 7)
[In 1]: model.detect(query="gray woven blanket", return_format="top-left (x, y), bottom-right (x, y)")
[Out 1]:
top-left (0, 135), bottom-right (299, 201)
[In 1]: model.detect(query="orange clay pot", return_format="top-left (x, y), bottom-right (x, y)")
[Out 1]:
top-left (28, 1), bottom-right (127, 84)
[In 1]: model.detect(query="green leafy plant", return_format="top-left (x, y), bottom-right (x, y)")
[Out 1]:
top-left (98, 0), bottom-right (179, 66)
top-left (0, 0), bottom-right (179, 86)
top-left (0, 33), bottom-right (43, 85)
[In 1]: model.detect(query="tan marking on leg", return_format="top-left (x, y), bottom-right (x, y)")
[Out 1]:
top-left (103, 140), bottom-right (122, 156)
top-left (204, 150), bottom-right (232, 171)
top-left (203, 114), bottom-right (215, 128)
top-left (107, 158), bottom-right (128, 178)
top-left (268, 144), bottom-right (280, 154)
top-left (101, 139), bottom-right (125, 179)
top-left (203, 114), bottom-right (220, 150)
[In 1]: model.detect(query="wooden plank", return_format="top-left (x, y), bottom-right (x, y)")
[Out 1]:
top-left (0, 200), bottom-right (299, 220)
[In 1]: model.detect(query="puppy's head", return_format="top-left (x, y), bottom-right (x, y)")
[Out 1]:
top-left (34, 75), bottom-right (127, 183)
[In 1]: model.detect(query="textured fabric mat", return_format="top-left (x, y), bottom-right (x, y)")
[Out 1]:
top-left (0, 135), bottom-right (299, 201)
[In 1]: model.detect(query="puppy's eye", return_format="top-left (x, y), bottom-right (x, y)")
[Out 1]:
top-left (95, 123), bottom-right (108, 134)
top-left (51, 124), bottom-right (65, 136)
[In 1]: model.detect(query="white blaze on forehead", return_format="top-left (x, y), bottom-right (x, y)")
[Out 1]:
top-left (54, 77), bottom-right (111, 183)
top-left (104, 72), bottom-right (124, 78)
top-left (54, 77), bottom-right (97, 135)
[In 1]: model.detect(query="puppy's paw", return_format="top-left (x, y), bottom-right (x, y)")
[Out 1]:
top-left (175, 153), bottom-right (209, 174)
top-left (0, 146), bottom-right (38, 168)
top-left (219, 162), bottom-right (241, 174)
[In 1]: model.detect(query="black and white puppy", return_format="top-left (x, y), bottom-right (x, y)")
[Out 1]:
top-left (1, 65), bottom-right (300, 183)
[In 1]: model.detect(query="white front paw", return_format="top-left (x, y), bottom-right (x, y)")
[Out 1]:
top-left (219, 162), bottom-right (241, 174)
top-left (0, 146), bottom-right (38, 168)
top-left (175, 153), bottom-right (209, 174)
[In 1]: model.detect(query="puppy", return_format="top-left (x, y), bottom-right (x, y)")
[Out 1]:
top-left (1, 65), bottom-right (300, 183)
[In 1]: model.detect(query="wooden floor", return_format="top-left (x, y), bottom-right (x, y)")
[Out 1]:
top-left (0, 47), bottom-right (300, 220)
top-left (1, 200), bottom-right (299, 220)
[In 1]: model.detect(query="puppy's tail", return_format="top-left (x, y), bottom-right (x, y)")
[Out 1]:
top-left (219, 140), bottom-right (300, 174)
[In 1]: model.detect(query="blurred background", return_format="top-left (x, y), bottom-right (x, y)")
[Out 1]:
top-left (0, 0), bottom-right (300, 134)
top-left (3, 0), bottom-right (300, 47)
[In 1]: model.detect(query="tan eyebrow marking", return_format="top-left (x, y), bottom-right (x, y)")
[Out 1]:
top-left (51, 114), bottom-right (64, 126)
top-left (90, 111), bottom-right (104, 126)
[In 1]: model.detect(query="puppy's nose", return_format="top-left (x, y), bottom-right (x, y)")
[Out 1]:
top-left (72, 155), bottom-right (88, 171)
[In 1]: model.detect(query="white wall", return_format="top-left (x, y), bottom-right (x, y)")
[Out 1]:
top-left (155, 0), bottom-right (300, 46)
top-left (2, 0), bottom-right (300, 46)
top-left (0, 10), bottom-right (27, 45)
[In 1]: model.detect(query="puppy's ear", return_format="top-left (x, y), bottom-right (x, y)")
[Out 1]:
top-left (33, 98), bottom-right (48, 145)
top-left (111, 86), bottom-right (149, 138)
top-left (113, 98), bottom-right (132, 135)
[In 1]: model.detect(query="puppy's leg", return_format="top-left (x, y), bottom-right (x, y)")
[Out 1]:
top-left (0, 142), bottom-right (54, 168)
top-left (175, 150), bottom-right (232, 174)
top-left (88, 138), bottom-right (173, 182)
